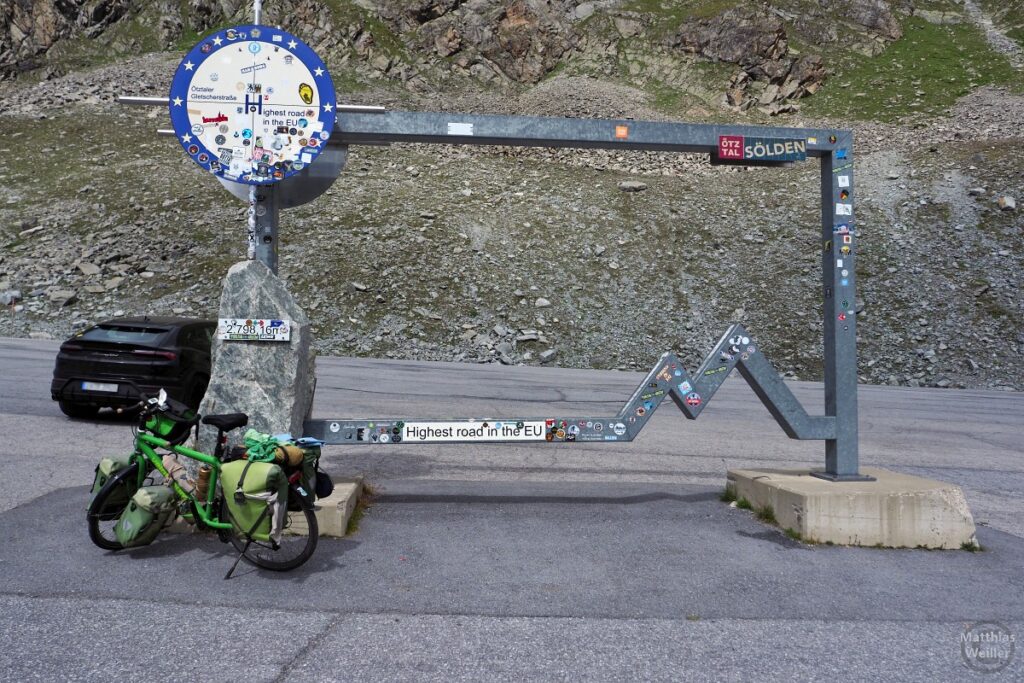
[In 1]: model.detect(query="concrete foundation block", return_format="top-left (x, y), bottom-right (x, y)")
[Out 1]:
top-left (308, 478), bottom-right (362, 538)
top-left (726, 467), bottom-right (977, 549)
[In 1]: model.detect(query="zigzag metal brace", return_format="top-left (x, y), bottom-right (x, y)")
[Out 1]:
top-left (303, 324), bottom-right (835, 446)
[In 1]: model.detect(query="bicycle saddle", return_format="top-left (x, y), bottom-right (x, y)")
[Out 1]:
top-left (201, 413), bottom-right (248, 432)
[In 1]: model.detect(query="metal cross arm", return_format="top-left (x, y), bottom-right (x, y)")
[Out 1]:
top-left (333, 110), bottom-right (843, 160)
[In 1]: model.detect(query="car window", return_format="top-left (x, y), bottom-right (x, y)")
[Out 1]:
top-left (182, 327), bottom-right (201, 349)
top-left (180, 325), bottom-right (214, 351)
top-left (80, 325), bottom-right (168, 345)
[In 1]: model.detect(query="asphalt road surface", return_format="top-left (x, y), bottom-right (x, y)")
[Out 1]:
top-left (1, 337), bottom-right (1022, 681)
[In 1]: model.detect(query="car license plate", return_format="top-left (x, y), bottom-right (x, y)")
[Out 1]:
top-left (82, 381), bottom-right (118, 393)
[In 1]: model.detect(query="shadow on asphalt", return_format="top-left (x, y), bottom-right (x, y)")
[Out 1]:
top-left (101, 525), bottom-right (362, 582)
top-left (375, 491), bottom-right (721, 506)
top-left (7, 483), bottom-right (1024, 621)
top-left (734, 529), bottom-right (804, 549)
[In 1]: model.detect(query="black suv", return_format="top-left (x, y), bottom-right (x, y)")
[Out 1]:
top-left (51, 316), bottom-right (216, 418)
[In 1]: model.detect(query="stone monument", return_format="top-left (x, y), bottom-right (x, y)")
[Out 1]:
top-left (194, 260), bottom-right (315, 459)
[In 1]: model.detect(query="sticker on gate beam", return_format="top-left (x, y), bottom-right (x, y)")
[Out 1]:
top-left (217, 318), bottom-right (291, 341)
top-left (402, 421), bottom-right (547, 442)
top-left (718, 136), bottom-right (808, 163)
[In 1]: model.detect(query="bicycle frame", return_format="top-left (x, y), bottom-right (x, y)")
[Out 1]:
top-left (134, 432), bottom-right (233, 531)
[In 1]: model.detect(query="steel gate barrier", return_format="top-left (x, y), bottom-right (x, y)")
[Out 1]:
top-left (120, 9), bottom-right (869, 482)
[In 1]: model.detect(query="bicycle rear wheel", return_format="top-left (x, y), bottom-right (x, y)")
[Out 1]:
top-left (220, 486), bottom-right (318, 571)
top-left (87, 461), bottom-right (141, 550)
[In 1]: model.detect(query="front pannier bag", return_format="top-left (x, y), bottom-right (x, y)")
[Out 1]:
top-left (114, 485), bottom-right (177, 547)
top-left (89, 454), bottom-right (134, 508)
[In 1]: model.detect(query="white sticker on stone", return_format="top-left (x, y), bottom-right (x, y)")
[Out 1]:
top-left (217, 318), bottom-right (291, 341)
top-left (838, 176), bottom-right (850, 188)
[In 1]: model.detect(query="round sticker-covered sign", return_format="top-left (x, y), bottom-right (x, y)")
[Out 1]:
top-left (169, 25), bottom-right (336, 185)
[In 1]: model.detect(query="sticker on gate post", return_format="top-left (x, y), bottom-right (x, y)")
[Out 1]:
top-left (717, 135), bottom-right (807, 163)
top-left (402, 421), bottom-right (547, 442)
top-left (217, 318), bottom-right (291, 341)
top-left (169, 24), bottom-right (337, 185)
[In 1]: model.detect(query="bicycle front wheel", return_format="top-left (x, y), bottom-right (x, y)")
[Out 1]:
top-left (87, 460), bottom-right (141, 550)
top-left (220, 486), bottom-right (318, 571)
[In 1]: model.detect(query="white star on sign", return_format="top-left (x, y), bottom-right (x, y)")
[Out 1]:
top-left (181, 134), bottom-right (192, 143)
top-left (172, 97), bottom-right (183, 106)
top-left (323, 102), bottom-right (333, 112)
top-left (184, 60), bottom-right (195, 71)
top-left (314, 67), bottom-right (324, 77)
top-left (287, 39), bottom-right (298, 49)
top-left (212, 36), bottom-right (223, 46)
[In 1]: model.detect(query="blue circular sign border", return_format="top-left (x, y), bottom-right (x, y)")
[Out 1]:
top-left (168, 24), bottom-right (337, 186)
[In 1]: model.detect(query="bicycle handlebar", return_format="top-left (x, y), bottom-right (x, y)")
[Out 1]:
top-left (115, 400), bottom-right (147, 415)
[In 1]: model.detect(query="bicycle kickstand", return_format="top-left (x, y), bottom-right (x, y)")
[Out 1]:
top-left (224, 538), bottom-right (252, 580)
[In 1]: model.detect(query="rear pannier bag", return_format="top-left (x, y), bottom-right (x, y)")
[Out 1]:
top-left (114, 485), bottom-right (177, 547)
top-left (291, 446), bottom-right (321, 506)
top-left (220, 460), bottom-right (288, 543)
top-left (282, 447), bottom-right (329, 508)
top-left (89, 454), bottom-right (135, 509)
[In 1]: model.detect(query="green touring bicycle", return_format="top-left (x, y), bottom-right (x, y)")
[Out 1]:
top-left (87, 389), bottom-right (318, 577)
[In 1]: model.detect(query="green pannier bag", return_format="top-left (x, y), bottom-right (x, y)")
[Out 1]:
top-left (89, 454), bottom-right (135, 510)
top-left (114, 486), bottom-right (177, 547)
top-left (294, 446), bottom-right (320, 505)
top-left (221, 460), bottom-right (289, 543)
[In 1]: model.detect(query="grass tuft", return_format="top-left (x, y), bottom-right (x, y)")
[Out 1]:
top-left (754, 504), bottom-right (777, 525)
top-left (719, 486), bottom-right (737, 503)
top-left (961, 540), bottom-right (983, 552)
top-left (735, 497), bottom-right (753, 511)
top-left (345, 481), bottom-right (377, 536)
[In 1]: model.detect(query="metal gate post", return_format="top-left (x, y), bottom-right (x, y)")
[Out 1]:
top-left (252, 185), bottom-right (281, 275)
top-left (815, 136), bottom-right (870, 481)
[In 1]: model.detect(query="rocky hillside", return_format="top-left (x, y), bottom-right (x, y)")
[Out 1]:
top-left (0, 0), bottom-right (1022, 392)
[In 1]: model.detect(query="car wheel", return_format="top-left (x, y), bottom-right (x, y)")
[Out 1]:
top-left (59, 400), bottom-right (98, 419)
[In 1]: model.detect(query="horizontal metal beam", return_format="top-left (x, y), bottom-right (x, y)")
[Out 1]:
top-left (334, 110), bottom-right (845, 156)
top-left (118, 95), bottom-right (169, 106)
top-left (335, 104), bottom-right (388, 114)
top-left (117, 94), bottom-right (387, 114)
